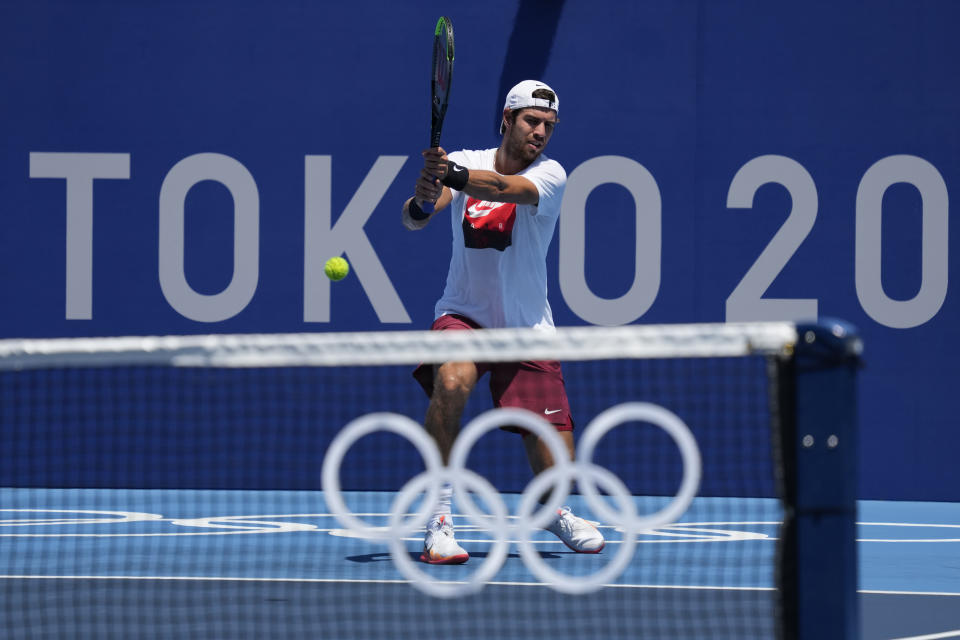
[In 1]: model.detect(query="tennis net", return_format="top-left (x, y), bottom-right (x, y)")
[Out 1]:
top-left (0, 321), bottom-right (860, 639)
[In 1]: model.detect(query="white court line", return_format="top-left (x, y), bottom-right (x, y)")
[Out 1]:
top-left (4, 575), bottom-right (958, 597)
top-left (888, 630), bottom-right (960, 640)
top-left (0, 574), bottom-right (775, 591)
top-left (861, 590), bottom-right (960, 597)
top-left (859, 522), bottom-right (960, 543)
top-left (328, 524), bottom-right (773, 544)
top-left (0, 510), bottom-right (776, 541)
top-left (5, 510), bottom-right (960, 542)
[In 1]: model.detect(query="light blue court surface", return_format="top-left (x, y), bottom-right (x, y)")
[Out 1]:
top-left (1, 489), bottom-right (958, 639)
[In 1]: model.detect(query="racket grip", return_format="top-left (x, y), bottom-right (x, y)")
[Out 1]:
top-left (421, 171), bottom-right (441, 213)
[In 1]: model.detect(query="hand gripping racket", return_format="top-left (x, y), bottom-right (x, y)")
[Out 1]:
top-left (423, 16), bottom-right (455, 214)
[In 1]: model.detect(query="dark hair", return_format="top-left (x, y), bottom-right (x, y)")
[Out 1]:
top-left (531, 88), bottom-right (557, 104)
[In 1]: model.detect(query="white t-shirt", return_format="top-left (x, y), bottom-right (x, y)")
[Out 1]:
top-left (433, 148), bottom-right (567, 331)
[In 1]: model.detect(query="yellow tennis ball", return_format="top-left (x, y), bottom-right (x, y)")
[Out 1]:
top-left (324, 256), bottom-right (349, 281)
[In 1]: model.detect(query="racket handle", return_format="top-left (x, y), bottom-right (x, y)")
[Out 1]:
top-left (421, 171), bottom-right (440, 213)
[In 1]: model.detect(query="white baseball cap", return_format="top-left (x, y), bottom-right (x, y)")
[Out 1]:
top-left (500, 80), bottom-right (559, 134)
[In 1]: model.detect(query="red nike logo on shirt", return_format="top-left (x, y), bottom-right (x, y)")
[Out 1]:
top-left (466, 201), bottom-right (501, 217)
top-left (463, 197), bottom-right (516, 251)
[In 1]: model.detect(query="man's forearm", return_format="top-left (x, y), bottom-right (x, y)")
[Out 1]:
top-left (458, 169), bottom-right (538, 205)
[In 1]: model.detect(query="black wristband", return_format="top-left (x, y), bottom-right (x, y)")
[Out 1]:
top-left (441, 161), bottom-right (469, 191)
top-left (408, 199), bottom-right (430, 220)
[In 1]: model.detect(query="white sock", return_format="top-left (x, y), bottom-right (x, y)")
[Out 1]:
top-left (431, 482), bottom-right (454, 526)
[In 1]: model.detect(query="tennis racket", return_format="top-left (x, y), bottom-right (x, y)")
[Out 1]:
top-left (423, 16), bottom-right (455, 214)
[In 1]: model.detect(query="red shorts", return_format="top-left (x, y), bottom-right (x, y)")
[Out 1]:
top-left (412, 314), bottom-right (573, 434)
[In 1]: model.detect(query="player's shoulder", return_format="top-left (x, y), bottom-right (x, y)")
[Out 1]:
top-left (524, 153), bottom-right (567, 181)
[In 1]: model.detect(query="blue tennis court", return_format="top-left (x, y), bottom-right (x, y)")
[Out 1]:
top-left (2, 488), bottom-right (957, 639)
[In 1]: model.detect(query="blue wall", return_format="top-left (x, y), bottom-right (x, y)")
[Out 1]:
top-left (1, 1), bottom-right (958, 500)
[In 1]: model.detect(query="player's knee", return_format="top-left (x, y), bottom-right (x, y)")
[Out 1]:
top-left (433, 364), bottom-right (475, 399)
top-left (434, 372), bottom-right (472, 398)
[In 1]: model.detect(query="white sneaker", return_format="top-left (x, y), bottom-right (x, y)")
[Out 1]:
top-left (420, 515), bottom-right (469, 565)
top-left (545, 506), bottom-right (605, 553)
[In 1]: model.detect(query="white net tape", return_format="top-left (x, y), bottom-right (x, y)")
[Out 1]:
top-left (0, 322), bottom-right (796, 370)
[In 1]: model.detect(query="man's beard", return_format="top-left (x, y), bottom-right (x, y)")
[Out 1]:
top-left (506, 132), bottom-right (541, 164)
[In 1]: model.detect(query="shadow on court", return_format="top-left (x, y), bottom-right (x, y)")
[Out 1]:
top-left (346, 550), bottom-right (566, 563)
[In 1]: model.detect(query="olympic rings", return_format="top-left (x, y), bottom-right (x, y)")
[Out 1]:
top-left (388, 467), bottom-right (511, 598)
top-left (577, 403), bottom-right (702, 532)
top-left (320, 402), bottom-right (702, 597)
top-left (321, 412), bottom-right (444, 539)
top-left (515, 462), bottom-right (638, 594)
top-left (449, 407), bottom-right (573, 531)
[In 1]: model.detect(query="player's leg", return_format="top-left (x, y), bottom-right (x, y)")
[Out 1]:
top-left (411, 315), bottom-right (487, 565)
top-left (523, 428), bottom-right (575, 505)
top-left (522, 427), bottom-right (575, 475)
top-left (424, 360), bottom-right (478, 463)
top-left (493, 360), bottom-right (605, 554)
top-left (420, 361), bottom-right (478, 564)
top-left (412, 314), bottom-right (487, 462)
top-left (528, 427), bottom-right (605, 554)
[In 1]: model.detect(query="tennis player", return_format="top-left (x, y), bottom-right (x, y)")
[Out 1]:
top-left (402, 80), bottom-right (605, 564)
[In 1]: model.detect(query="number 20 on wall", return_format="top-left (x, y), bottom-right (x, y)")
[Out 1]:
top-left (561, 154), bottom-right (948, 329)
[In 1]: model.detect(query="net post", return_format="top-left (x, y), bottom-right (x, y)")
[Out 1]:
top-left (777, 319), bottom-right (862, 640)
